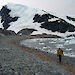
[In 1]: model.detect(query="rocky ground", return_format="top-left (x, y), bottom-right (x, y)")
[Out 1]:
top-left (0, 35), bottom-right (75, 75)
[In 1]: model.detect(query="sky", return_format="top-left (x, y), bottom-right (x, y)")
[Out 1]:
top-left (0, 0), bottom-right (75, 15)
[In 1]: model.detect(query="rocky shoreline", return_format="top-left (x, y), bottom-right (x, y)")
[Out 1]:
top-left (0, 35), bottom-right (75, 75)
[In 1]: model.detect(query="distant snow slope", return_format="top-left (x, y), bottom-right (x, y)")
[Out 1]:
top-left (0, 3), bottom-right (75, 37)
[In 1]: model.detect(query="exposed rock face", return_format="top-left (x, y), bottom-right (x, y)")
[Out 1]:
top-left (33, 13), bottom-right (57, 23)
top-left (0, 5), bottom-right (19, 29)
top-left (17, 28), bottom-right (37, 35)
top-left (33, 14), bottom-right (75, 33)
top-left (66, 16), bottom-right (75, 21)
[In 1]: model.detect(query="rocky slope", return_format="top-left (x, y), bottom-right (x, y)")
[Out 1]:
top-left (0, 35), bottom-right (75, 75)
top-left (0, 28), bottom-right (16, 36)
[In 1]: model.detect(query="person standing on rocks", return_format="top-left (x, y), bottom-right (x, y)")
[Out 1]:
top-left (57, 48), bottom-right (64, 63)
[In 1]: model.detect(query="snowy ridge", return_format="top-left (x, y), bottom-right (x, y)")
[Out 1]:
top-left (7, 3), bottom-right (45, 33)
top-left (59, 16), bottom-right (75, 26)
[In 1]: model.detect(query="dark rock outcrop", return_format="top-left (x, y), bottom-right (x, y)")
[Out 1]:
top-left (17, 28), bottom-right (37, 35)
top-left (66, 16), bottom-right (75, 21)
top-left (40, 20), bottom-right (75, 33)
top-left (33, 14), bottom-right (75, 33)
top-left (0, 5), bottom-right (19, 29)
top-left (33, 13), bottom-right (57, 23)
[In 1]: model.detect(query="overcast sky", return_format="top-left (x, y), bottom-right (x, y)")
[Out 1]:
top-left (0, 0), bottom-right (75, 15)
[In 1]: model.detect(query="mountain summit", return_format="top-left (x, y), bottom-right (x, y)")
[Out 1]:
top-left (0, 3), bottom-right (75, 36)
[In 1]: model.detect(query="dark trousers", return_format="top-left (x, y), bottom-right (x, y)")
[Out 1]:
top-left (58, 55), bottom-right (62, 63)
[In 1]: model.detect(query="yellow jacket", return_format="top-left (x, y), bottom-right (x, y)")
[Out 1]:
top-left (57, 48), bottom-right (63, 55)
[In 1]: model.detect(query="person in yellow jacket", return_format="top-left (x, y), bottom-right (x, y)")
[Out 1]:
top-left (57, 48), bottom-right (64, 63)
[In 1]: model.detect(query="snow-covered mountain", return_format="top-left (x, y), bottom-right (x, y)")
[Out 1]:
top-left (0, 3), bottom-right (75, 37)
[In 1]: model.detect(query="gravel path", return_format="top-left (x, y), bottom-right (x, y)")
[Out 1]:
top-left (0, 35), bottom-right (75, 75)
